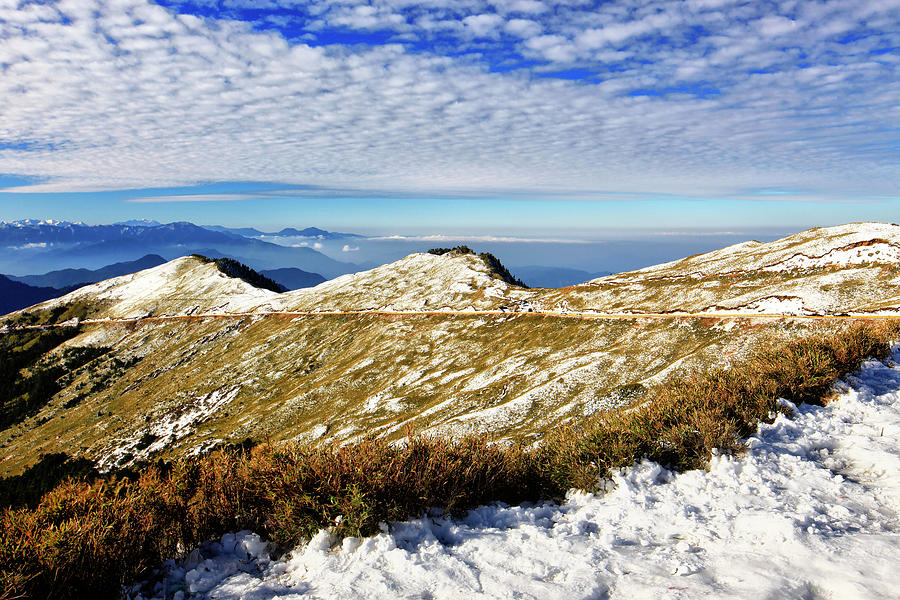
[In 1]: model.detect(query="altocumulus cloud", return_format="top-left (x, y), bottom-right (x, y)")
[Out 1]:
top-left (0, 0), bottom-right (897, 202)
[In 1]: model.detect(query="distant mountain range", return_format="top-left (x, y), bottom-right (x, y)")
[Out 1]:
top-left (511, 266), bottom-right (613, 288)
top-left (202, 225), bottom-right (363, 239)
top-left (0, 220), bottom-right (360, 277)
top-left (0, 276), bottom-right (63, 315)
top-left (9, 254), bottom-right (168, 289)
top-left (259, 267), bottom-right (327, 290)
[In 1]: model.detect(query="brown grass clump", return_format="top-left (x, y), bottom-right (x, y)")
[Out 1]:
top-left (2, 321), bottom-right (898, 600)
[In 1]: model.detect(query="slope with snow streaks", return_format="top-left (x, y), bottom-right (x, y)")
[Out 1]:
top-left (533, 222), bottom-right (900, 315)
top-left (272, 252), bottom-right (526, 313)
top-left (8, 222), bottom-right (900, 473)
top-left (128, 347), bottom-right (900, 600)
top-left (27, 256), bottom-right (279, 319)
top-left (604, 222), bottom-right (900, 280)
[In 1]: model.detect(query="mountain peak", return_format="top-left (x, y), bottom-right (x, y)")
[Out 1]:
top-left (31, 255), bottom-right (280, 319)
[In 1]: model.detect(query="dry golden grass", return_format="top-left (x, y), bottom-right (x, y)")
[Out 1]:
top-left (2, 320), bottom-right (898, 600)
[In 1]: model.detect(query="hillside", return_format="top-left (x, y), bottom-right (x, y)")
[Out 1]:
top-left (126, 351), bottom-right (900, 599)
top-left (2, 222), bottom-right (900, 476)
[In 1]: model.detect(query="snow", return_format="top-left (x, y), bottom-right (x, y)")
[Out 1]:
top-left (607, 222), bottom-right (900, 280)
top-left (762, 241), bottom-right (900, 272)
top-left (704, 295), bottom-right (812, 316)
top-left (270, 253), bottom-right (519, 313)
top-left (99, 386), bottom-right (241, 471)
top-left (34, 256), bottom-right (278, 319)
top-left (130, 347), bottom-right (900, 600)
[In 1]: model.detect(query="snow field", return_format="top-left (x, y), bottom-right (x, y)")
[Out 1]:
top-left (132, 348), bottom-right (900, 599)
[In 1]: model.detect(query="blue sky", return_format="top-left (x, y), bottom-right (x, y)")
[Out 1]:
top-left (0, 0), bottom-right (898, 235)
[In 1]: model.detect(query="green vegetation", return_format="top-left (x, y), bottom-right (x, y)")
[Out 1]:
top-left (191, 255), bottom-right (286, 293)
top-left (0, 324), bottom-right (109, 430)
top-left (1, 320), bottom-right (896, 600)
top-left (427, 246), bottom-right (527, 287)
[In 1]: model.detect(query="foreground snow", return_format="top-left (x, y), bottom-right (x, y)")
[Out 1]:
top-left (131, 350), bottom-right (900, 600)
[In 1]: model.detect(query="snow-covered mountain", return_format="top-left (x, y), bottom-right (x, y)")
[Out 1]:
top-left (4, 222), bottom-right (900, 476)
top-left (542, 221), bottom-right (900, 316)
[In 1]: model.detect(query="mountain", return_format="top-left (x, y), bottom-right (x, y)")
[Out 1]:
top-left (3, 222), bottom-right (900, 476)
top-left (113, 220), bottom-right (162, 227)
top-left (0, 220), bottom-right (359, 277)
top-left (9, 254), bottom-right (167, 289)
top-left (0, 276), bottom-right (62, 315)
top-left (511, 265), bottom-right (613, 288)
top-left (259, 267), bottom-right (326, 290)
top-left (272, 227), bottom-right (363, 239)
top-left (201, 225), bottom-right (267, 237)
top-left (200, 225), bottom-right (362, 239)
top-left (0, 220), bottom-right (141, 245)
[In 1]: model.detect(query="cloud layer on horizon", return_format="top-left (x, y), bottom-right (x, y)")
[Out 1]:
top-left (0, 0), bottom-right (898, 203)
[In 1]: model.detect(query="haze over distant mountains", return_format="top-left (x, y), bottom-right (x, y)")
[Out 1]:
top-left (9, 254), bottom-right (168, 289)
top-left (0, 220), bottom-right (360, 278)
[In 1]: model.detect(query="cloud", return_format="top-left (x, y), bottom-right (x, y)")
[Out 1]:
top-left (368, 234), bottom-right (591, 244)
top-left (462, 14), bottom-right (504, 38)
top-left (0, 0), bottom-right (896, 205)
top-left (126, 194), bottom-right (259, 203)
top-left (341, 244), bottom-right (360, 252)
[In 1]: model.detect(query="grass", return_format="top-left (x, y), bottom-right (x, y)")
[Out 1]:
top-left (1, 320), bottom-right (898, 599)
top-left (0, 325), bottom-right (110, 431)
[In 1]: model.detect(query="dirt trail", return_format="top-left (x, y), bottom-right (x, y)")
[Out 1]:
top-left (6, 309), bottom-right (900, 333)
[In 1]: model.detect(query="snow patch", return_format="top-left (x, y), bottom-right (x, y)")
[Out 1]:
top-left (131, 348), bottom-right (900, 599)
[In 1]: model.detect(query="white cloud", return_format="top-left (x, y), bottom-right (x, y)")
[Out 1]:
top-left (0, 0), bottom-right (896, 204)
top-left (462, 13), bottom-right (504, 38)
top-left (368, 234), bottom-right (591, 244)
top-left (341, 244), bottom-right (360, 252)
top-left (505, 18), bottom-right (541, 38)
top-left (755, 16), bottom-right (798, 38)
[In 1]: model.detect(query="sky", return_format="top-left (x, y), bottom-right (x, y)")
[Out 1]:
top-left (0, 0), bottom-right (898, 235)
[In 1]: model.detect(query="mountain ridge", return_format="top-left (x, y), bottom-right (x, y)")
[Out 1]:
top-left (0, 220), bottom-right (360, 278)
top-left (3, 222), bottom-right (900, 476)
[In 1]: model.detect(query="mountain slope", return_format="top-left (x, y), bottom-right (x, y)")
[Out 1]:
top-left (3, 222), bottom-right (900, 476)
top-left (28, 256), bottom-right (280, 320)
top-left (538, 222), bottom-right (900, 316)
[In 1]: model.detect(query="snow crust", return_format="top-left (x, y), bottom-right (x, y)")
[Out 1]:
top-left (762, 241), bottom-right (900, 272)
top-left (130, 347), bottom-right (900, 599)
top-left (99, 386), bottom-right (241, 470)
top-left (35, 257), bottom-right (277, 318)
